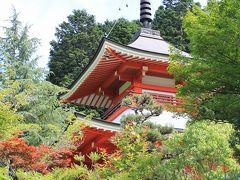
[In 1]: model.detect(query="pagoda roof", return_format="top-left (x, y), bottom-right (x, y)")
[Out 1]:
top-left (60, 29), bottom-right (189, 105)
top-left (60, 38), bottom-right (171, 104)
top-left (128, 28), bottom-right (190, 57)
top-left (75, 112), bottom-right (184, 133)
top-left (75, 112), bottom-right (121, 132)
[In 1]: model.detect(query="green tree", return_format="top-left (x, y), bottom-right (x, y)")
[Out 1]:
top-left (48, 9), bottom-right (140, 87)
top-left (0, 8), bottom-right (43, 84)
top-left (18, 81), bottom-right (74, 146)
top-left (155, 121), bottom-right (240, 179)
top-left (101, 121), bottom-right (239, 179)
top-left (0, 8), bottom-right (75, 146)
top-left (48, 9), bottom-right (103, 87)
top-left (0, 8), bottom-right (44, 140)
top-left (121, 94), bottom-right (163, 125)
top-left (101, 18), bottom-right (140, 45)
top-left (152, 0), bottom-right (196, 52)
top-left (169, 0), bottom-right (240, 159)
top-left (0, 81), bottom-right (26, 140)
top-left (95, 94), bottom-right (172, 179)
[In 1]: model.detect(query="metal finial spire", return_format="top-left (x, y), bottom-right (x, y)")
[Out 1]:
top-left (140, 0), bottom-right (152, 28)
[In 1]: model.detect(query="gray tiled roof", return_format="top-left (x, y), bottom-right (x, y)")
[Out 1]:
top-left (128, 28), bottom-right (190, 57)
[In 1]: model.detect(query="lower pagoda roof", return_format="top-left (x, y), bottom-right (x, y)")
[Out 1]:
top-left (75, 112), bottom-right (121, 132)
top-left (75, 111), bottom-right (184, 132)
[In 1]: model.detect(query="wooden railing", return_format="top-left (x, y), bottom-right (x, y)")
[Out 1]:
top-left (102, 92), bottom-right (183, 120)
top-left (151, 93), bottom-right (183, 105)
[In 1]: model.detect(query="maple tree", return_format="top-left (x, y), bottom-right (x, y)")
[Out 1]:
top-left (0, 137), bottom-right (47, 173)
top-left (0, 137), bottom-right (76, 173)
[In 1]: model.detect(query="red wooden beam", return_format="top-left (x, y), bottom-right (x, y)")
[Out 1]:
top-left (139, 83), bottom-right (177, 93)
top-left (118, 74), bottom-right (133, 82)
top-left (148, 65), bottom-right (169, 75)
top-left (97, 87), bottom-right (115, 97)
top-left (102, 71), bottom-right (118, 89)
top-left (106, 106), bottom-right (129, 122)
top-left (106, 48), bottom-right (126, 63)
top-left (117, 61), bottom-right (142, 73)
top-left (101, 63), bottom-right (141, 89)
top-left (134, 66), bottom-right (148, 82)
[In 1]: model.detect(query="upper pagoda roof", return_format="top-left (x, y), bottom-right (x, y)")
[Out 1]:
top-left (128, 28), bottom-right (190, 57)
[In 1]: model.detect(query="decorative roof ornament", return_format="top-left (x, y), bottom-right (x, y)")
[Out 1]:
top-left (140, 0), bottom-right (152, 28)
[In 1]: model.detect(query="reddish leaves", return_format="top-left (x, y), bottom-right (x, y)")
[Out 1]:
top-left (0, 137), bottom-right (46, 172)
top-left (0, 137), bottom-right (74, 173)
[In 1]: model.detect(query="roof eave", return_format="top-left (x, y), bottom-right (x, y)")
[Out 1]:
top-left (75, 112), bottom-right (121, 132)
top-left (59, 38), bottom-right (172, 101)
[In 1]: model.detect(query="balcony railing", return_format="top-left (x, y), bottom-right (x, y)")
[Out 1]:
top-left (102, 92), bottom-right (183, 120)
top-left (151, 93), bottom-right (183, 106)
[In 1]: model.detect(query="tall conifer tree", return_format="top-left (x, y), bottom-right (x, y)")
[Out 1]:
top-left (0, 9), bottom-right (74, 146)
top-left (0, 8), bottom-right (42, 84)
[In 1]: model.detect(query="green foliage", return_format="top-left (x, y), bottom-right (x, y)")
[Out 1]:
top-left (0, 8), bottom-right (77, 147)
top-left (48, 9), bottom-right (102, 87)
top-left (169, 0), bottom-right (240, 159)
top-left (73, 154), bottom-right (85, 163)
top-left (0, 167), bottom-right (10, 179)
top-left (17, 80), bottom-right (75, 146)
top-left (89, 152), bottom-right (101, 164)
top-left (152, 0), bottom-right (195, 52)
top-left (156, 121), bottom-right (240, 178)
top-left (109, 153), bottom-right (162, 180)
top-left (170, 0), bottom-right (240, 125)
top-left (81, 108), bottom-right (102, 119)
top-left (0, 81), bottom-right (27, 140)
top-left (121, 94), bottom-right (163, 125)
top-left (16, 165), bottom-right (90, 180)
top-left (63, 119), bottom-right (84, 141)
top-left (103, 121), bottom-right (239, 179)
top-left (97, 93), bottom-right (171, 179)
top-left (96, 92), bottom-right (239, 179)
top-left (0, 8), bottom-right (44, 84)
top-left (98, 122), bottom-right (163, 180)
top-left (48, 10), bottom-right (140, 87)
top-left (144, 121), bottom-right (173, 135)
top-left (101, 18), bottom-right (140, 45)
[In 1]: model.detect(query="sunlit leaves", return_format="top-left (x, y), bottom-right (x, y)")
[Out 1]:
top-left (160, 121), bottom-right (240, 178)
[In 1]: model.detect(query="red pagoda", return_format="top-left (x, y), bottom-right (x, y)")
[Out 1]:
top-left (60, 0), bottom-right (189, 160)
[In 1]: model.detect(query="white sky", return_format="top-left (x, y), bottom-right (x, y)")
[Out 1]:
top-left (0, 0), bottom-right (207, 68)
